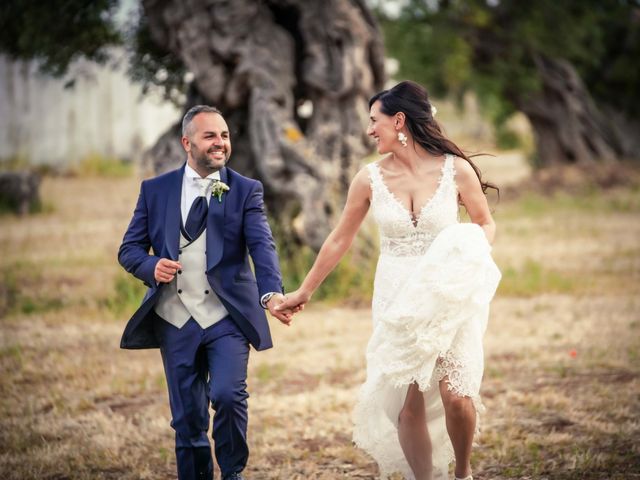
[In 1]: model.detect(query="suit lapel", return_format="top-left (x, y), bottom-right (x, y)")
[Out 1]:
top-left (206, 166), bottom-right (227, 271)
top-left (164, 165), bottom-right (185, 260)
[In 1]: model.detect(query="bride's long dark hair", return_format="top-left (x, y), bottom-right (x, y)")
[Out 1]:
top-left (369, 80), bottom-right (498, 197)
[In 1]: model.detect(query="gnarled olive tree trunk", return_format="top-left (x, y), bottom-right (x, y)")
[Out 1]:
top-left (142, 0), bottom-right (385, 251)
top-left (515, 56), bottom-right (638, 167)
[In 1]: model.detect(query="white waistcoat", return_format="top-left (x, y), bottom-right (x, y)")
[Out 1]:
top-left (154, 229), bottom-right (229, 329)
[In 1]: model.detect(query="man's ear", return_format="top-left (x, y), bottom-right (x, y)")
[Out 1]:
top-left (180, 135), bottom-right (190, 152)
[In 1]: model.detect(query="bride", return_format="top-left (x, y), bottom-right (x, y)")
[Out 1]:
top-left (277, 80), bottom-right (501, 480)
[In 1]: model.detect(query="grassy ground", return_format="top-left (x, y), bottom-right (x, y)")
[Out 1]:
top-left (0, 157), bottom-right (639, 479)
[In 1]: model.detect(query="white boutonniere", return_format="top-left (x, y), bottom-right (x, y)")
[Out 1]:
top-left (211, 181), bottom-right (230, 203)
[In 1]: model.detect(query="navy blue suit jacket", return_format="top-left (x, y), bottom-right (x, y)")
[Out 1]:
top-left (118, 165), bottom-right (283, 351)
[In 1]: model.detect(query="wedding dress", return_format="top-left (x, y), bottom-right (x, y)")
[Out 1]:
top-left (352, 154), bottom-right (501, 479)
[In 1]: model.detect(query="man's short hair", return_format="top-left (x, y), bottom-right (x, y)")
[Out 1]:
top-left (181, 105), bottom-right (223, 137)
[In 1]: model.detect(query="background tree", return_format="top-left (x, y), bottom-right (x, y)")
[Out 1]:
top-left (138, 0), bottom-right (385, 251)
top-left (0, 0), bottom-right (122, 82)
top-left (379, 0), bottom-right (640, 167)
top-left (0, 0), bottom-right (385, 252)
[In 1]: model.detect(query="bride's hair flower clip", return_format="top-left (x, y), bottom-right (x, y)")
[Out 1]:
top-left (431, 104), bottom-right (437, 117)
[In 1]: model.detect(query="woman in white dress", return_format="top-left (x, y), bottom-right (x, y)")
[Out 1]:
top-left (277, 81), bottom-right (501, 480)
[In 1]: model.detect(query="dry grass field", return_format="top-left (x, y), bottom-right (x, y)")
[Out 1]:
top-left (1, 156), bottom-right (639, 479)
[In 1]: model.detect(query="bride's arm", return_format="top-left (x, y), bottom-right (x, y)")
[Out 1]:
top-left (455, 157), bottom-right (497, 244)
top-left (276, 167), bottom-right (372, 310)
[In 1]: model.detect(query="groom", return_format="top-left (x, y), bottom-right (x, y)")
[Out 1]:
top-left (118, 105), bottom-right (293, 480)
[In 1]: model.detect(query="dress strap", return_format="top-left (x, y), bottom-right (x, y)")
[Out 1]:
top-left (367, 161), bottom-right (380, 179)
top-left (444, 153), bottom-right (456, 177)
top-left (367, 162), bottom-right (389, 205)
top-left (440, 153), bottom-right (457, 190)
top-left (367, 162), bottom-right (382, 188)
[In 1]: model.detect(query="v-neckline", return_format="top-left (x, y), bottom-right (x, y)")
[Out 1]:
top-left (375, 155), bottom-right (449, 229)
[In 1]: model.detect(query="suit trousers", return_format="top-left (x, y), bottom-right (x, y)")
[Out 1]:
top-left (154, 315), bottom-right (250, 479)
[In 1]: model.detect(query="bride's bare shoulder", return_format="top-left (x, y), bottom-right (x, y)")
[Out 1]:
top-left (346, 166), bottom-right (376, 204)
top-left (352, 165), bottom-right (372, 187)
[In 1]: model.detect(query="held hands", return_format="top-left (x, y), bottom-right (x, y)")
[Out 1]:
top-left (266, 292), bottom-right (308, 326)
top-left (155, 258), bottom-right (182, 283)
top-left (266, 293), bottom-right (296, 326)
top-left (274, 289), bottom-right (311, 317)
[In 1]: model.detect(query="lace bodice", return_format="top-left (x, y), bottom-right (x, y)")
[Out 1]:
top-left (367, 154), bottom-right (459, 257)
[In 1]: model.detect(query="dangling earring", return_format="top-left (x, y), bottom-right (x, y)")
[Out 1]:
top-left (397, 132), bottom-right (408, 147)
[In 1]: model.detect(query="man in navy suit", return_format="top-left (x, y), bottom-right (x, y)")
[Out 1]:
top-left (118, 105), bottom-right (294, 480)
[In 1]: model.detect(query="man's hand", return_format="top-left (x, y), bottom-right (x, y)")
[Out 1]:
top-left (266, 293), bottom-right (298, 326)
top-left (275, 289), bottom-right (311, 315)
top-left (154, 258), bottom-right (182, 284)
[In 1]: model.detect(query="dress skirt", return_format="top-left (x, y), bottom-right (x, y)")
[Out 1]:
top-left (352, 223), bottom-right (501, 479)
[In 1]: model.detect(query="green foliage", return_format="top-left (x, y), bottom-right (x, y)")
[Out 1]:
top-left (500, 188), bottom-right (640, 219)
top-left (0, 264), bottom-right (64, 317)
top-left (0, 0), bottom-right (122, 78)
top-left (278, 243), bottom-right (376, 305)
top-left (18, 295), bottom-right (64, 315)
top-left (269, 207), bottom-right (377, 304)
top-left (498, 258), bottom-right (577, 297)
top-left (0, 156), bottom-right (60, 180)
top-left (380, 18), bottom-right (471, 99)
top-left (0, 0), bottom-right (187, 103)
top-left (0, 195), bottom-right (44, 216)
top-left (104, 272), bottom-right (146, 317)
top-left (494, 125), bottom-right (523, 150)
top-left (72, 153), bottom-right (134, 178)
top-left (254, 362), bottom-right (287, 383)
top-left (313, 250), bottom-right (376, 303)
top-left (1, 153), bottom-right (134, 180)
top-left (0, 155), bottom-right (51, 216)
top-left (0, 0), bottom-right (189, 108)
top-left (0, 344), bottom-right (23, 368)
top-left (379, 0), bottom-right (640, 125)
top-left (0, 154), bottom-right (31, 171)
top-left (127, 15), bottom-right (189, 106)
top-left (0, 267), bottom-right (19, 317)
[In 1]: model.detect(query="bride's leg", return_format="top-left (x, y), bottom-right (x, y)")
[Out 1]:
top-left (439, 377), bottom-right (475, 478)
top-left (398, 382), bottom-right (433, 480)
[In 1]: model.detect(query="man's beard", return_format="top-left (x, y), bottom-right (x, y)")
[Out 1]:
top-left (192, 144), bottom-right (229, 172)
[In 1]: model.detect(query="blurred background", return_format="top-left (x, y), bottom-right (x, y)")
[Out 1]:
top-left (0, 1), bottom-right (638, 478)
